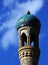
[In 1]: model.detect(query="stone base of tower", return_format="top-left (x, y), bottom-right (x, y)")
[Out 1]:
top-left (18, 46), bottom-right (40, 65)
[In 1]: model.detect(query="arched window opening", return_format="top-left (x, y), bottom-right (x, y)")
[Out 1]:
top-left (21, 33), bottom-right (27, 46)
top-left (31, 41), bottom-right (34, 47)
top-left (30, 33), bottom-right (35, 43)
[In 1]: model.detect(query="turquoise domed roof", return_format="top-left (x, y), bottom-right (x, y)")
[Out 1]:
top-left (16, 11), bottom-right (41, 30)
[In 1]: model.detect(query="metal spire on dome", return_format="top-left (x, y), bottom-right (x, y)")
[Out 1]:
top-left (27, 10), bottom-right (31, 14)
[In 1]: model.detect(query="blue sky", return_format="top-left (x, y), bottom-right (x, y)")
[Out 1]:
top-left (0, 0), bottom-right (48, 65)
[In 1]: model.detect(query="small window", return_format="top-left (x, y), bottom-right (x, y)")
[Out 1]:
top-left (31, 42), bottom-right (34, 47)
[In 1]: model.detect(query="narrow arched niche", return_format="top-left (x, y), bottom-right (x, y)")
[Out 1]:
top-left (30, 33), bottom-right (35, 47)
top-left (21, 33), bottom-right (27, 46)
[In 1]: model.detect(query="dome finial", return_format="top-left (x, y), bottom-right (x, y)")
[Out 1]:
top-left (27, 10), bottom-right (30, 14)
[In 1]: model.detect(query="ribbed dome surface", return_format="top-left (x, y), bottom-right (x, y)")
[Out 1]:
top-left (16, 13), bottom-right (41, 30)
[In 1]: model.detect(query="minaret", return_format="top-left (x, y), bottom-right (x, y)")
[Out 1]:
top-left (16, 11), bottom-right (41, 65)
